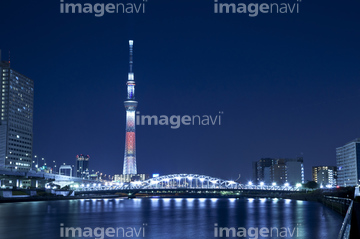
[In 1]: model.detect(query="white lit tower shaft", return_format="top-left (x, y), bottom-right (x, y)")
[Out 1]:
top-left (123, 40), bottom-right (137, 174)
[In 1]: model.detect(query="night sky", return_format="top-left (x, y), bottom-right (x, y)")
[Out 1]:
top-left (0, 0), bottom-right (359, 182)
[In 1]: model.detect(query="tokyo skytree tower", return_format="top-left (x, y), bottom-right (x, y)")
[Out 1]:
top-left (123, 40), bottom-right (137, 174)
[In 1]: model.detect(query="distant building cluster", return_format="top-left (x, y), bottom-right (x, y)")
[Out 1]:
top-left (253, 157), bottom-right (304, 186)
top-left (312, 166), bottom-right (337, 188)
top-left (251, 137), bottom-right (360, 188)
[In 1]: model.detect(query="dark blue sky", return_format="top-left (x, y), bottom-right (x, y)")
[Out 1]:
top-left (1, 0), bottom-right (359, 182)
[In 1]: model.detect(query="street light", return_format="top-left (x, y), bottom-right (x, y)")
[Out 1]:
top-left (34, 155), bottom-right (38, 171)
top-left (175, 177), bottom-right (181, 187)
top-left (211, 180), bottom-right (218, 188)
top-left (53, 160), bottom-right (56, 174)
top-left (199, 178), bottom-right (205, 188)
top-left (187, 176), bottom-right (193, 188)
top-left (165, 178), bottom-right (170, 188)
top-left (41, 158), bottom-right (45, 169)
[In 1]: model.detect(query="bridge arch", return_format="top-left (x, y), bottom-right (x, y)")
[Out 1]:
top-left (140, 173), bottom-right (242, 189)
top-left (74, 174), bottom-right (300, 191)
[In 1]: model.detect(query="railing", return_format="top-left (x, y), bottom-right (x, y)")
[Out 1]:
top-left (337, 200), bottom-right (353, 239)
top-left (321, 196), bottom-right (354, 239)
top-left (322, 196), bottom-right (352, 216)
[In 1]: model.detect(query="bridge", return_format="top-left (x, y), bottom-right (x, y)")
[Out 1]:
top-left (73, 174), bottom-right (301, 197)
top-left (0, 168), bottom-right (100, 189)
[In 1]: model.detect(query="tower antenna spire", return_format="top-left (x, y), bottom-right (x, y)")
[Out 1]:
top-left (129, 40), bottom-right (133, 73)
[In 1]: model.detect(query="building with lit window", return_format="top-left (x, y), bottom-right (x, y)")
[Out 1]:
top-left (76, 154), bottom-right (89, 179)
top-left (336, 138), bottom-right (360, 186)
top-left (253, 157), bottom-right (304, 185)
top-left (0, 50), bottom-right (34, 171)
top-left (312, 166), bottom-right (337, 187)
top-left (114, 174), bottom-right (149, 183)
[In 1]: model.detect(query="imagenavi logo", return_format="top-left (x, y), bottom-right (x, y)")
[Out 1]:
top-left (214, 224), bottom-right (300, 238)
top-left (59, 0), bottom-right (148, 17)
top-left (136, 111), bottom-right (224, 129)
top-left (214, 0), bottom-right (302, 17)
top-left (60, 223), bottom-right (147, 238)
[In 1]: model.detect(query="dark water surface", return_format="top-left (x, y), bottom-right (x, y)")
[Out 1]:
top-left (0, 198), bottom-right (344, 239)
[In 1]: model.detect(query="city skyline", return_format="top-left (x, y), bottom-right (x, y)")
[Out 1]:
top-left (0, 0), bottom-right (359, 182)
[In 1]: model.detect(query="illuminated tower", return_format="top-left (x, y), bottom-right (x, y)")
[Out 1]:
top-left (123, 40), bottom-right (137, 174)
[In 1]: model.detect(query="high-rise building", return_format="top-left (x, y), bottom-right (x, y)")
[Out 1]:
top-left (336, 138), bottom-right (360, 186)
top-left (123, 40), bottom-right (137, 175)
top-left (272, 158), bottom-right (287, 185)
top-left (76, 154), bottom-right (89, 178)
top-left (312, 166), bottom-right (337, 187)
top-left (253, 158), bottom-right (273, 184)
top-left (253, 157), bottom-right (304, 185)
top-left (286, 158), bottom-right (305, 185)
top-left (0, 50), bottom-right (34, 171)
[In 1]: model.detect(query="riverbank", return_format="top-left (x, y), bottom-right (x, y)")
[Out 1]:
top-left (0, 187), bottom-right (355, 204)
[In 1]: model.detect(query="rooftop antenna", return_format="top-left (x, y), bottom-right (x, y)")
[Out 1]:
top-left (8, 50), bottom-right (11, 66)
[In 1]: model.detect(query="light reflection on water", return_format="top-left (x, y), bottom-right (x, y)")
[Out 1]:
top-left (0, 198), bottom-right (343, 239)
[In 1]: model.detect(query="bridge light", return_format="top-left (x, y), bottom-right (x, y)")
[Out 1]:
top-left (87, 184), bottom-right (90, 187)
top-left (187, 176), bottom-right (193, 180)
top-left (93, 183), bottom-right (97, 187)
top-left (98, 184), bottom-right (101, 187)
top-left (248, 181), bottom-right (253, 186)
top-left (284, 183), bottom-right (290, 187)
top-left (81, 184), bottom-right (85, 187)
top-left (260, 182), bottom-right (264, 186)
top-left (296, 183), bottom-right (302, 188)
top-left (199, 178), bottom-right (205, 182)
top-left (272, 182), bottom-right (276, 186)
top-left (229, 181), bottom-right (235, 184)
